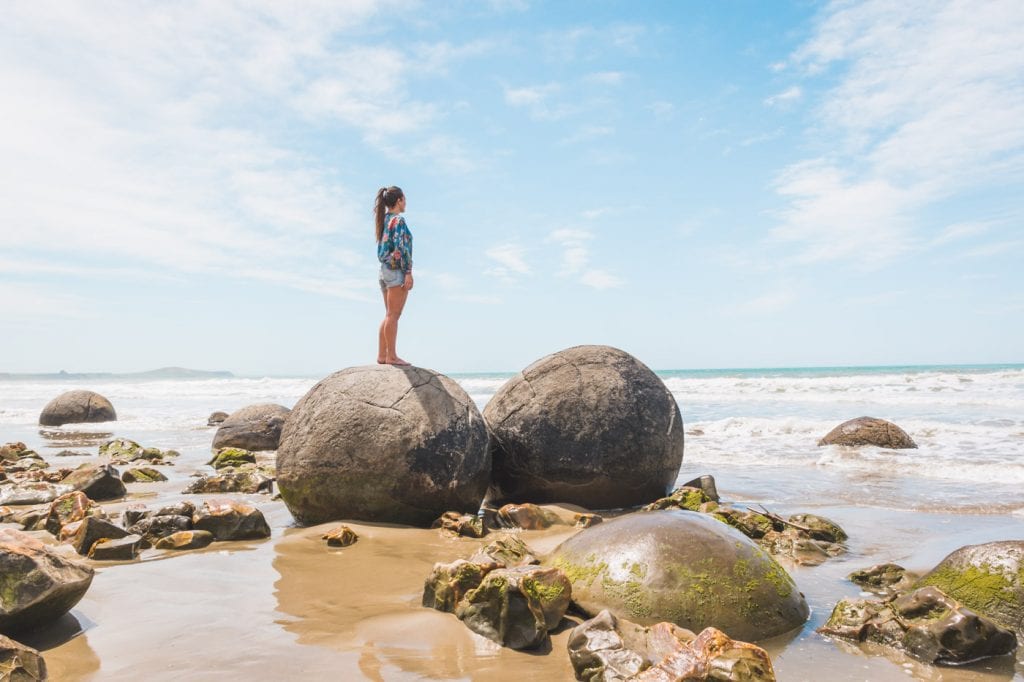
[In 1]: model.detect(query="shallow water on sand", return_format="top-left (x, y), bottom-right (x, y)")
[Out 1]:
top-left (2, 366), bottom-right (1024, 679)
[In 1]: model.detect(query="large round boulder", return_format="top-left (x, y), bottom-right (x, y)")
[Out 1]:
top-left (546, 510), bottom-right (809, 641)
top-left (916, 541), bottom-right (1024, 635)
top-left (483, 345), bottom-right (684, 509)
top-left (211, 403), bottom-right (290, 451)
top-left (0, 528), bottom-right (95, 634)
top-left (38, 390), bottom-right (116, 427)
top-left (818, 416), bottom-right (917, 449)
top-left (276, 365), bottom-right (490, 526)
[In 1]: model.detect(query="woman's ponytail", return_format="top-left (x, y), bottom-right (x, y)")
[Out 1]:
top-left (374, 185), bottom-right (404, 243)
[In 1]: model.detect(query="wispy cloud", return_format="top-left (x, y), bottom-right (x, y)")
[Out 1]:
top-left (731, 289), bottom-right (796, 315)
top-left (560, 125), bottom-right (615, 145)
top-left (764, 86), bottom-right (802, 107)
top-left (503, 83), bottom-right (572, 120)
top-left (584, 71), bottom-right (625, 86)
top-left (0, 2), bottom-right (479, 302)
top-left (546, 229), bottom-right (623, 289)
top-left (770, 0), bottom-right (1024, 268)
top-left (485, 243), bottom-right (531, 283)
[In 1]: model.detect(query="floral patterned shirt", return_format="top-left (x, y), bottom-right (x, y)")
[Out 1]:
top-left (377, 213), bottom-right (413, 274)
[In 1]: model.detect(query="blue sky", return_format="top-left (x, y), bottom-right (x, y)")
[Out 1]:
top-left (2, 1), bottom-right (1022, 375)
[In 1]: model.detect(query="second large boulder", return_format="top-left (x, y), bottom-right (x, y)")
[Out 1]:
top-left (547, 510), bottom-right (809, 641)
top-left (39, 390), bottom-right (116, 427)
top-left (277, 366), bottom-right (490, 526)
top-left (483, 345), bottom-right (684, 509)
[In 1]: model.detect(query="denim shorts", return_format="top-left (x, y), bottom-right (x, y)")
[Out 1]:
top-left (379, 265), bottom-right (406, 293)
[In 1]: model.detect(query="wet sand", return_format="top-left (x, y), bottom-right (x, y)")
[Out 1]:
top-left (9, 492), bottom-right (1020, 681)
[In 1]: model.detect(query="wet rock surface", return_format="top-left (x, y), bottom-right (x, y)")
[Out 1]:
top-left (88, 534), bottom-right (143, 561)
top-left (99, 439), bottom-right (179, 465)
top-left (848, 563), bottom-right (915, 595)
top-left (454, 565), bottom-right (572, 650)
top-left (423, 559), bottom-right (497, 613)
top-left (277, 365), bottom-right (490, 526)
top-left (322, 525), bottom-right (359, 547)
top-left (0, 483), bottom-right (67, 507)
top-left (38, 390), bottom-right (116, 427)
top-left (818, 416), bottom-right (917, 449)
top-left (820, 585), bottom-right (1017, 664)
top-left (212, 403), bottom-right (290, 451)
top-left (468, 533), bottom-right (539, 567)
top-left (207, 447), bottom-right (256, 470)
top-left (483, 345), bottom-right (684, 509)
top-left (547, 511), bottom-right (809, 641)
top-left (568, 609), bottom-right (776, 682)
top-left (60, 464), bottom-right (126, 501)
top-left (70, 517), bottom-right (129, 556)
top-left (207, 411), bottom-right (229, 426)
top-left (155, 530), bottom-right (214, 551)
top-left (496, 503), bottom-right (562, 530)
top-left (121, 467), bottom-right (167, 483)
top-left (431, 512), bottom-right (485, 538)
top-left (191, 500), bottom-right (270, 541)
top-left (0, 528), bottom-right (94, 634)
top-left (914, 540), bottom-right (1024, 635)
top-left (184, 468), bottom-right (273, 494)
top-left (0, 632), bottom-right (48, 681)
top-left (44, 491), bottom-right (105, 536)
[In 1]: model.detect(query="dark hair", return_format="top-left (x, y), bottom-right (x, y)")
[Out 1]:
top-left (374, 186), bottom-right (404, 242)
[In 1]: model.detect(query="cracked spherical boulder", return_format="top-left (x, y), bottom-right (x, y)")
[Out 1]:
top-left (547, 510), bottom-right (809, 642)
top-left (276, 365), bottom-right (490, 526)
top-left (818, 416), bottom-right (917, 449)
top-left (483, 345), bottom-right (684, 509)
top-left (211, 403), bottom-right (290, 451)
top-left (39, 390), bottom-right (116, 427)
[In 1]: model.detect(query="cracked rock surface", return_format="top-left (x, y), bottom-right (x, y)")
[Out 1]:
top-left (483, 345), bottom-right (684, 509)
top-left (277, 365), bottom-right (490, 526)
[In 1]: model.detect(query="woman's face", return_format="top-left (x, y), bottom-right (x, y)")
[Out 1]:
top-left (394, 195), bottom-right (407, 213)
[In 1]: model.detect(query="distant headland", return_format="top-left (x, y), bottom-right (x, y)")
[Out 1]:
top-left (0, 366), bottom-right (234, 380)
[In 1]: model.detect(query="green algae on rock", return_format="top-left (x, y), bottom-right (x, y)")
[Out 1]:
top-left (819, 585), bottom-right (1017, 664)
top-left (915, 540), bottom-right (1024, 635)
top-left (206, 447), bottom-right (256, 470)
top-left (546, 510), bottom-right (809, 642)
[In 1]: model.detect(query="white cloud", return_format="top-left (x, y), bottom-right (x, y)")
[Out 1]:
top-left (764, 86), bottom-right (802, 107)
top-left (0, 2), bottom-right (482, 302)
top-left (771, 0), bottom-right (1024, 268)
top-left (584, 71), bottom-right (625, 86)
top-left (647, 101), bottom-right (675, 120)
top-left (503, 83), bottom-right (572, 120)
top-left (732, 289), bottom-right (796, 315)
top-left (546, 229), bottom-right (623, 289)
top-left (930, 221), bottom-right (994, 247)
top-left (485, 244), bottom-right (531, 282)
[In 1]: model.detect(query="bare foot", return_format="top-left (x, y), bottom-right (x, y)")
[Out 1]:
top-left (377, 358), bottom-right (387, 364)
top-left (386, 357), bottom-right (411, 366)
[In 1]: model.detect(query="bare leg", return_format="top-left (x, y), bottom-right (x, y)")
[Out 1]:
top-left (383, 285), bottom-right (410, 365)
top-left (377, 288), bottom-right (388, 363)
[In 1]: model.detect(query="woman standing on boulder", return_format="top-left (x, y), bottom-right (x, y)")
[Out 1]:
top-left (375, 186), bottom-right (413, 366)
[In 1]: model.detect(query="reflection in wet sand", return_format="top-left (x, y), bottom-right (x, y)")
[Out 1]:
top-left (38, 429), bottom-right (113, 449)
top-left (272, 520), bottom-right (580, 680)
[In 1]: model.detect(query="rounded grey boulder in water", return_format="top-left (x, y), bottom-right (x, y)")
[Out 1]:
top-left (276, 365), bottom-right (490, 526)
top-left (211, 403), bottom-right (290, 451)
top-left (818, 416), bottom-right (917, 449)
top-left (547, 510), bottom-right (809, 641)
top-left (39, 390), bottom-right (116, 427)
top-left (483, 345), bottom-right (684, 509)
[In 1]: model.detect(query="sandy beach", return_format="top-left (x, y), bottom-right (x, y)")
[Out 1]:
top-left (3, 366), bottom-right (1024, 680)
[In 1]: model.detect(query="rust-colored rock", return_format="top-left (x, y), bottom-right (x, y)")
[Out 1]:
top-left (322, 525), bottom-right (358, 547)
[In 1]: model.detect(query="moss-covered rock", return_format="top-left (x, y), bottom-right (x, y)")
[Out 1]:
top-left (787, 513), bottom-right (847, 543)
top-left (432, 511), bottom-right (486, 538)
top-left (44, 491), bottom-right (106, 536)
top-left (454, 565), bottom-right (571, 650)
top-left (422, 559), bottom-right (496, 613)
top-left (848, 563), bottom-right (915, 594)
top-left (819, 586), bottom-right (1017, 664)
top-left (121, 467), bottom-right (167, 483)
top-left (644, 486), bottom-right (710, 512)
top-left (183, 468), bottom-right (272, 494)
top-left (206, 447), bottom-right (256, 470)
top-left (915, 540), bottom-right (1024, 635)
top-left (0, 528), bottom-right (94, 633)
top-left (98, 438), bottom-right (143, 460)
top-left (547, 510), bottom-right (809, 642)
top-left (468, 533), bottom-right (538, 567)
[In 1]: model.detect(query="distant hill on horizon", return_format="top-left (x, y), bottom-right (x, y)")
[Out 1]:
top-left (0, 366), bottom-right (235, 380)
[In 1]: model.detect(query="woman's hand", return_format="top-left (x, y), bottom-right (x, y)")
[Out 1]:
top-left (404, 273), bottom-right (414, 291)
